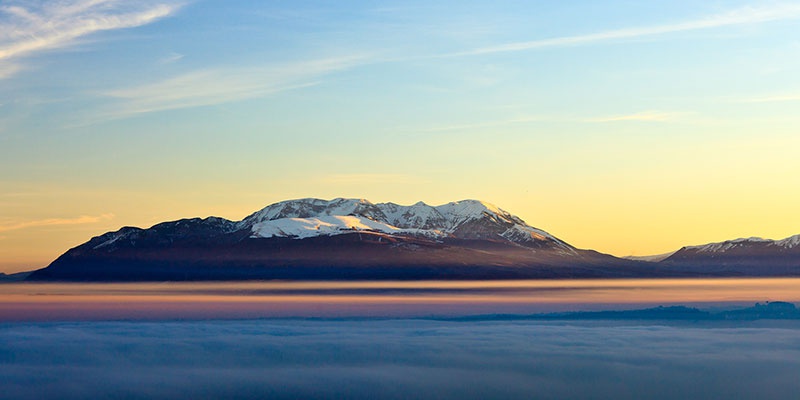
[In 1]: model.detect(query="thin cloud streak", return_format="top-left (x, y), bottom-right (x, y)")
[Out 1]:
top-left (421, 111), bottom-right (686, 130)
top-left (448, 4), bottom-right (800, 56)
top-left (94, 55), bottom-right (369, 121)
top-left (0, 213), bottom-right (114, 233)
top-left (0, 63), bottom-right (21, 79)
top-left (421, 116), bottom-right (546, 133)
top-left (321, 173), bottom-right (427, 185)
top-left (0, 0), bottom-right (183, 78)
top-left (739, 94), bottom-right (800, 103)
top-left (589, 110), bottom-right (683, 123)
top-left (159, 52), bottom-right (185, 64)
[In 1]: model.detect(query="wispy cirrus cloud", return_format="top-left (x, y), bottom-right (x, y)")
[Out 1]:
top-left (421, 116), bottom-right (545, 133)
top-left (738, 94), bottom-right (800, 103)
top-left (0, 0), bottom-right (184, 78)
top-left (158, 52), bottom-right (184, 65)
top-left (0, 63), bottom-right (21, 79)
top-left (449, 4), bottom-right (800, 56)
top-left (416, 112), bottom-right (681, 132)
top-left (589, 110), bottom-right (685, 123)
top-left (0, 213), bottom-right (114, 233)
top-left (321, 173), bottom-right (427, 185)
top-left (94, 55), bottom-right (368, 121)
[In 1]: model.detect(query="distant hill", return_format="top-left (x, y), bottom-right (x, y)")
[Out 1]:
top-left (452, 302), bottom-right (800, 321)
top-left (0, 271), bottom-right (31, 282)
top-left (657, 235), bottom-right (800, 275)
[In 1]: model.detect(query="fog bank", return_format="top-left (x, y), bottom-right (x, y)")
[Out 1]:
top-left (3, 319), bottom-right (800, 399)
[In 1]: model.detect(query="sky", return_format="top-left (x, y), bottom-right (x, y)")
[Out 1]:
top-left (1, 0), bottom-right (800, 273)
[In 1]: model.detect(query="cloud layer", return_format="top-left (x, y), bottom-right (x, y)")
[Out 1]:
top-left (0, 0), bottom-right (182, 78)
top-left (0, 213), bottom-right (114, 232)
top-left (94, 55), bottom-right (368, 120)
top-left (589, 110), bottom-right (684, 123)
top-left (450, 3), bottom-right (800, 56)
top-left (2, 319), bottom-right (800, 399)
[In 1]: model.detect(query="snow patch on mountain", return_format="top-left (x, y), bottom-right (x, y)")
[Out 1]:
top-left (500, 224), bottom-right (551, 242)
top-left (437, 199), bottom-right (506, 221)
top-left (252, 215), bottom-right (430, 239)
top-left (379, 201), bottom-right (446, 230)
top-left (684, 234), bottom-right (800, 253)
top-left (91, 227), bottom-right (143, 250)
top-left (685, 237), bottom-right (771, 253)
top-left (776, 234), bottom-right (800, 249)
top-left (240, 198), bottom-right (385, 227)
top-left (624, 251), bottom-right (677, 262)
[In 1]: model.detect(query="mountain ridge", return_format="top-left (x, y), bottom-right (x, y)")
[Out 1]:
top-left (660, 234), bottom-right (800, 271)
top-left (27, 198), bottom-right (652, 281)
top-left (23, 198), bottom-right (800, 281)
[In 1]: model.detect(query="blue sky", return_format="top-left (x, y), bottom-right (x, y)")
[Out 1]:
top-left (2, 1), bottom-right (800, 271)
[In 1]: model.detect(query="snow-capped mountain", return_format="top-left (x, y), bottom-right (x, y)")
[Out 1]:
top-left (238, 198), bottom-right (572, 252)
top-left (777, 235), bottom-right (800, 249)
top-left (26, 197), bottom-right (800, 281)
top-left (679, 235), bottom-right (800, 254)
top-left (28, 197), bottom-right (658, 281)
top-left (658, 234), bottom-right (800, 274)
top-left (666, 234), bottom-right (800, 258)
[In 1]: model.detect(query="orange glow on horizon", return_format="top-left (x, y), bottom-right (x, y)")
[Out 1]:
top-left (3, 278), bottom-right (799, 321)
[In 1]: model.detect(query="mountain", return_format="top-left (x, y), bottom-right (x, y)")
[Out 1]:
top-left (28, 198), bottom-right (665, 281)
top-left (653, 235), bottom-right (800, 275)
top-left (27, 198), bottom-right (800, 281)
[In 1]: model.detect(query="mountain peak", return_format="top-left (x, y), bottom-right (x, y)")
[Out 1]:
top-left (443, 199), bottom-right (503, 213)
top-left (240, 197), bottom-right (385, 228)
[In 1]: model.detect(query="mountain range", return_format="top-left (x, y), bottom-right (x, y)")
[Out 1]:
top-left (25, 198), bottom-right (800, 281)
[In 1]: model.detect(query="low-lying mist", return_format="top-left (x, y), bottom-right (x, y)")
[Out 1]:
top-left (2, 319), bottom-right (800, 399)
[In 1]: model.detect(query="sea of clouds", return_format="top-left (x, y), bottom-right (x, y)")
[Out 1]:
top-left (2, 319), bottom-right (800, 399)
